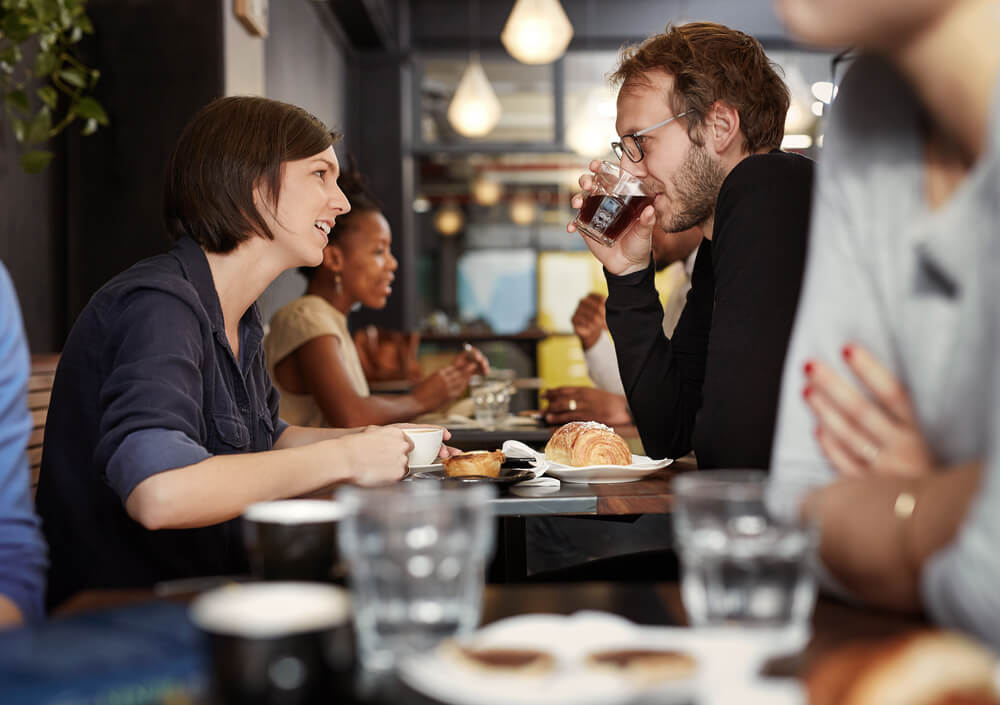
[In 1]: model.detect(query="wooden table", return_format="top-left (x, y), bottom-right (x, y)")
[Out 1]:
top-left (50, 582), bottom-right (926, 705)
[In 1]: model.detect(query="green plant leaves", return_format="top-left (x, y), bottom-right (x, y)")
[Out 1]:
top-left (20, 149), bottom-right (54, 174)
top-left (1, 0), bottom-right (106, 172)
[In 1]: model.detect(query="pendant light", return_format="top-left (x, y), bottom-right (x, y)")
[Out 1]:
top-left (447, 0), bottom-right (501, 138)
top-left (501, 0), bottom-right (574, 65)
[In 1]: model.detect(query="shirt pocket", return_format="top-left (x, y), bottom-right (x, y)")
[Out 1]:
top-left (212, 413), bottom-right (251, 452)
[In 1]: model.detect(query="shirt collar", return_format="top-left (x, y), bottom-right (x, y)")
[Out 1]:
top-left (170, 236), bottom-right (264, 368)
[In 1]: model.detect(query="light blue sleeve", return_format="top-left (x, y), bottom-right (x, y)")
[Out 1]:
top-left (0, 263), bottom-right (48, 623)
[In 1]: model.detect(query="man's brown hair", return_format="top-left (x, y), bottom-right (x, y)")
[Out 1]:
top-left (611, 22), bottom-right (789, 153)
top-left (164, 96), bottom-right (340, 253)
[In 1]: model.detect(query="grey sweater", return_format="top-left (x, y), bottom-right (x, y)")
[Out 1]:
top-left (770, 55), bottom-right (1000, 647)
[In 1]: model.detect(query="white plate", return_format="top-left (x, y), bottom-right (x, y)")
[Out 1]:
top-left (397, 612), bottom-right (810, 705)
top-left (544, 455), bottom-right (673, 484)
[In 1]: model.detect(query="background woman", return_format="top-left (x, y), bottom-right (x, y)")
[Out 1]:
top-left (265, 164), bottom-right (488, 428)
top-left (35, 97), bottom-right (443, 608)
top-left (770, 0), bottom-right (1000, 647)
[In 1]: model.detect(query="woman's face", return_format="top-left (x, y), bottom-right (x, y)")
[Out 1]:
top-left (775, 0), bottom-right (959, 50)
top-left (336, 210), bottom-right (397, 309)
top-left (259, 146), bottom-right (351, 268)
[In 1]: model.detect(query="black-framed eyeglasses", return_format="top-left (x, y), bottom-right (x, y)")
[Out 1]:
top-left (611, 110), bottom-right (691, 162)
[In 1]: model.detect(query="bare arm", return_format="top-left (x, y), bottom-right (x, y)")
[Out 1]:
top-left (284, 335), bottom-right (482, 426)
top-left (0, 596), bottom-right (23, 630)
top-left (125, 426), bottom-right (412, 530)
top-left (802, 461), bottom-right (981, 611)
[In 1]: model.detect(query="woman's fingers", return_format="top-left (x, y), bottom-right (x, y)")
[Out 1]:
top-left (805, 359), bottom-right (898, 446)
top-left (804, 381), bottom-right (881, 472)
top-left (815, 426), bottom-right (867, 477)
top-left (842, 343), bottom-right (917, 425)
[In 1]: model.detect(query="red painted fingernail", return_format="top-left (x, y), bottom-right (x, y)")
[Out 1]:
top-left (842, 345), bottom-right (853, 360)
top-left (803, 386), bottom-right (812, 400)
top-left (803, 361), bottom-right (814, 376)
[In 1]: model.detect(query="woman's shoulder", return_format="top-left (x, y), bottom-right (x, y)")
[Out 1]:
top-left (270, 295), bottom-right (340, 327)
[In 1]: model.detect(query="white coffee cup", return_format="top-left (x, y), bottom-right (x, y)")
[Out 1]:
top-left (403, 427), bottom-right (444, 466)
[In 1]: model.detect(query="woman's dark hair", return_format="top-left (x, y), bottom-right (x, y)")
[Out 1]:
top-left (164, 96), bottom-right (340, 253)
top-left (299, 156), bottom-right (383, 280)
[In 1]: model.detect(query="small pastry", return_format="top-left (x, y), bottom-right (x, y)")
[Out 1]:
top-left (441, 450), bottom-right (505, 478)
top-left (544, 421), bottom-right (632, 467)
top-left (586, 648), bottom-right (696, 685)
top-left (440, 641), bottom-right (555, 676)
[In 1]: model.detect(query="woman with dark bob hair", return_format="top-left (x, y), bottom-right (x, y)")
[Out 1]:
top-left (35, 96), bottom-right (447, 608)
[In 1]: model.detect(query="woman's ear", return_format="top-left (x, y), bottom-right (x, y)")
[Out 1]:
top-left (324, 243), bottom-right (344, 272)
top-left (705, 100), bottom-right (742, 156)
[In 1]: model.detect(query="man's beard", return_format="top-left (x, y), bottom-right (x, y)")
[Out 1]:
top-left (660, 143), bottom-right (726, 233)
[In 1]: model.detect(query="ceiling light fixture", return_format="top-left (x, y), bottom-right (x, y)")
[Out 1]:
top-left (447, 55), bottom-right (502, 138)
top-left (501, 0), bottom-right (574, 65)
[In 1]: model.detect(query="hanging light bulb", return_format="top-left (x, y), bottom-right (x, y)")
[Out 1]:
top-left (501, 0), bottom-right (574, 65)
top-left (509, 194), bottom-right (537, 226)
top-left (433, 202), bottom-right (465, 236)
top-left (447, 56), bottom-right (501, 138)
top-left (472, 175), bottom-right (503, 206)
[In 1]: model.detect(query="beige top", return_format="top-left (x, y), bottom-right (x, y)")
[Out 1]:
top-left (264, 295), bottom-right (369, 427)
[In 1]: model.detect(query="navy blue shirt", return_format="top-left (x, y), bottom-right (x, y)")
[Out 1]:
top-left (36, 236), bottom-right (289, 607)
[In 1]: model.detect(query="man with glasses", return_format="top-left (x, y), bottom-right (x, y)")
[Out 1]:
top-left (570, 22), bottom-right (815, 470)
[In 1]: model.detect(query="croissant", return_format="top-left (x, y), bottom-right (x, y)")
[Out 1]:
top-left (442, 450), bottom-right (505, 478)
top-left (544, 422), bottom-right (632, 467)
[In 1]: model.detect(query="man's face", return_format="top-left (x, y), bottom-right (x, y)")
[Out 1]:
top-left (615, 70), bottom-right (725, 233)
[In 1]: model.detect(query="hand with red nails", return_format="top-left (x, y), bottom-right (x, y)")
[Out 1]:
top-left (802, 343), bottom-right (936, 477)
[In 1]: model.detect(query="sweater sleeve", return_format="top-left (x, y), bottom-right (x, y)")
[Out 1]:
top-left (0, 264), bottom-right (47, 624)
top-left (605, 246), bottom-right (713, 460)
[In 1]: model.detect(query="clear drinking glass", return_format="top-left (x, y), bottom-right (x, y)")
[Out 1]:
top-left (573, 160), bottom-right (653, 247)
top-left (336, 483), bottom-right (496, 671)
top-left (469, 370), bottom-right (516, 429)
top-left (672, 471), bottom-right (819, 631)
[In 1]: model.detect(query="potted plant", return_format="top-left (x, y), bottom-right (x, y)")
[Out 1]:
top-left (0, 0), bottom-right (107, 173)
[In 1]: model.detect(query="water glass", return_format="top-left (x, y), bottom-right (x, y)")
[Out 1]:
top-left (336, 483), bottom-right (496, 671)
top-left (672, 471), bottom-right (818, 630)
top-left (469, 371), bottom-right (515, 429)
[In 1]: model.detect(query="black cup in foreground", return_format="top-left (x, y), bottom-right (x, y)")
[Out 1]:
top-left (243, 500), bottom-right (346, 582)
top-left (190, 582), bottom-right (354, 705)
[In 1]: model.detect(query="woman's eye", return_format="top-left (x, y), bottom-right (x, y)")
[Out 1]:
top-left (314, 170), bottom-right (326, 179)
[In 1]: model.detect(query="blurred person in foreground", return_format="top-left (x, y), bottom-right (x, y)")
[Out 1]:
top-left (569, 22), bottom-right (814, 469)
top-left (544, 225), bottom-right (702, 429)
top-left (35, 97), bottom-right (454, 609)
top-left (265, 163), bottom-right (487, 427)
top-left (770, 0), bottom-right (1000, 647)
top-left (0, 263), bottom-right (46, 627)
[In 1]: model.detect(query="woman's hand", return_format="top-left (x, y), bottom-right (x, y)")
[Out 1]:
top-left (567, 159), bottom-right (654, 277)
top-left (803, 343), bottom-right (936, 477)
top-left (455, 344), bottom-right (490, 376)
top-left (337, 426), bottom-right (412, 485)
top-left (385, 423), bottom-right (460, 459)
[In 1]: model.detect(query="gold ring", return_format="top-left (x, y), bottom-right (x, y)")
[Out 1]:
top-left (568, 399), bottom-right (578, 411)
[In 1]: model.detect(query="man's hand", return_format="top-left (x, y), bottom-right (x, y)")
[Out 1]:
top-left (571, 293), bottom-right (608, 350)
top-left (543, 386), bottom-right (632, 427)
top-left (567, 159), bottom-right (655, 276)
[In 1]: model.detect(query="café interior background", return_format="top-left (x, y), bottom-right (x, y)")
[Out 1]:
top-left (0, 0), bottom-right (833, 391)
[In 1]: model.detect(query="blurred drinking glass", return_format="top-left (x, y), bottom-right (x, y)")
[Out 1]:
top-left (672, 471), bottom-right (819, 632)
top-left (337, 483), bottom-right (496, 671)
top-left (469, 369), bottom-right (516, 430)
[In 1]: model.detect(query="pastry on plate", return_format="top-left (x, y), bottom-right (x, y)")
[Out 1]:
top-left (586, 648), bottom-right (697, 685)
top-left (544, 421), bottom-right (632, 467)
top-left (441, 450), bottom-right (505, 478)
top-left (439, 641), bottom-right (555, 676)
top-left (806, 630), bottom-right (999, 705)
